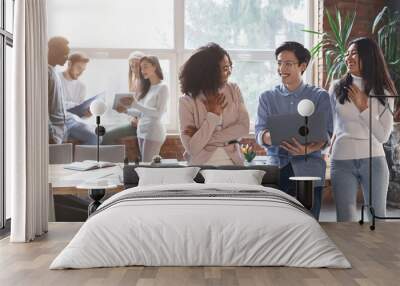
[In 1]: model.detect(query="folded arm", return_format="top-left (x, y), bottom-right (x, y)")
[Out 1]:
top-left (208, 101), bottom-right (249, 144)
top-left (179, 97), bottom-right (220, 157)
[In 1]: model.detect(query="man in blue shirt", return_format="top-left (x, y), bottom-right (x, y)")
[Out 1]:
top-left (255, 42), bottom-right (333, 219)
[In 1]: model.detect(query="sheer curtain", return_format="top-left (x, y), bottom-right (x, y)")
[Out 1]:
top-left (8, 0), bottom-right (49, 242)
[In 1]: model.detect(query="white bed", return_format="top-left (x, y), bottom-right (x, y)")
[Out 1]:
top-left (50, 183), bottom-right (351, 269)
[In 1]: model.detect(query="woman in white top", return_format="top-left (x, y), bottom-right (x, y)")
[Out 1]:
top-left (103, 51), bottom-right (145, 150)
top-left (127, 55), bottom-right (169, 162)
top-left (329, 37), bottom-right (397, 222)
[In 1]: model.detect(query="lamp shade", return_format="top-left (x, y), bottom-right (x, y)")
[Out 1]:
top-left (297, 99), bottom-right (315, 117)
top-left (90, 99), bottom-right (107, 116)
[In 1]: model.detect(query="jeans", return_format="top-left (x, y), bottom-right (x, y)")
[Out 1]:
top-left (331, 157), bottom-right (389, 222)
top-left (280, 163), bottom-right (323, 220)
top-left (102, 123), bottom-right (137, 145)
top-left (65, 116), bottom-right (98, 145)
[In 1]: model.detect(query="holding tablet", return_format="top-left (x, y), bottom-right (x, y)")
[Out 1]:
top-left (267, 112), bottom-right (328, 146)
top-left (112, 92), bottom-right (134, 110)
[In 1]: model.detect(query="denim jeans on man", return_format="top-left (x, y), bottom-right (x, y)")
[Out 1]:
top-left (65, 114), bottom-right (98, 145)
top-left (331, 157), bottom-right (389, 222)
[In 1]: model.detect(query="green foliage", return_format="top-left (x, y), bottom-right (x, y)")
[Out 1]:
top-left (372, 6), bottom-right (400, 94)
top-left (241, 144), bottom-right (256, 162)
top-left (303, 8), bottom-right (356, 86)
top-left (185, 0), bottom-right (304, 50)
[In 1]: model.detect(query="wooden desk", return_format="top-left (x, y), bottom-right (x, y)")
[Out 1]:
top-left (49, 164), bottom-right (124, 195)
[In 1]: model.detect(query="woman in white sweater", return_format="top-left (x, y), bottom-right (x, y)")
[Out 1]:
top-left (127, 55), bottom-right (169, 162)
top-left (329, 37), bottom-right (397, 222)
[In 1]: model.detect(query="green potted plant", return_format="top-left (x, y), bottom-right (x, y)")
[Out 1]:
top-left (374, 7), bottom-right (400, 207)
top-left (372, 6), bottom-right (400, 99)
top-left (241, 144), bottom-right (256, 163)
top-left (303, 8), bottom-right (356, 86)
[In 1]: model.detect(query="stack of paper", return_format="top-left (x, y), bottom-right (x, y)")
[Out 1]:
top-left (64, 160), bottom-right (115, 171)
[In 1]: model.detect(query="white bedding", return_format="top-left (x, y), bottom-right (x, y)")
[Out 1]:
top-left (50, 183), bottom-right (351, 269)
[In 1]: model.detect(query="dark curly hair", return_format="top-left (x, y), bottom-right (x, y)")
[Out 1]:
top-left (179, 43), bottom-right (232, 98)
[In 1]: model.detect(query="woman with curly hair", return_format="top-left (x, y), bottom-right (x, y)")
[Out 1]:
top-left (178, 43), bottom-right (250, 165)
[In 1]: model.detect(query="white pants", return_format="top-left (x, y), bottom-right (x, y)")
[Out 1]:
top-left (138, 138), bottom-right (163, 162)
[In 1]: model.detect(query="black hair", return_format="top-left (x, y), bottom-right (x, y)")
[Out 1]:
top-left (179, 42), bottom-right (232, 98)
top-left (335, 37), bottom-right (397, 105)
top-left (275, 41), bottom-right (311, 74)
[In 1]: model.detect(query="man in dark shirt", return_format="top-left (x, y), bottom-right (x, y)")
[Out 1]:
top-left (48, 36), bottom-right (69, 144)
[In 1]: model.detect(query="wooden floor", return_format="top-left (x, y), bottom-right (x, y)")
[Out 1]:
top-left (0, 222), bottom-right (399, 286)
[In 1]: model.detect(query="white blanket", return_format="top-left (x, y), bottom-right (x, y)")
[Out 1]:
top-left (50, 183), bottom-right (351, 269)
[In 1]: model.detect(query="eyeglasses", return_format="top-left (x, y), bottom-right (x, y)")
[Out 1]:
top-left (277, 61), bottom-right (299, 69)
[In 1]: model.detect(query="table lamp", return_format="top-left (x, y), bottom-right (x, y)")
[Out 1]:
top-left (90, 99), bottom-right (107, 162)
top-left (297, 99), bottom-right (315, 161)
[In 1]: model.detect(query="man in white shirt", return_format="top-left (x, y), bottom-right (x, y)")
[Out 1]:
top-left (59, 52), bottom-right (97, 144)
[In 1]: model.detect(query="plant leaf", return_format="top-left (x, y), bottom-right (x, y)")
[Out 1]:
top-left (343, 11), bottom-right (356, 44)
top-left (372, 6), bottom-right (388, 34)
top-left (326, 9), bottom-right (342, 47)
top-left (301, 28), bottom-right (323, 35)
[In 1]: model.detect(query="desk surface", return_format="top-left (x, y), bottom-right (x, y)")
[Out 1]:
top-left (49, 164), bottom-right (124, 195)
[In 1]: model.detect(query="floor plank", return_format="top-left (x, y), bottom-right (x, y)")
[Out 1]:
top-left (0, 222), bottom-right (399, 286)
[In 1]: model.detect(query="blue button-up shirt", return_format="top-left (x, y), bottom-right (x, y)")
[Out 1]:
top-left (255, 81), bottom-right (333, 186)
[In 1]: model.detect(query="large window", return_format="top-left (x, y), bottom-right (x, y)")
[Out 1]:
top-left (47, 0), bottom-right (313, 132)
top-left (1, 0), bottom-right (14, 229)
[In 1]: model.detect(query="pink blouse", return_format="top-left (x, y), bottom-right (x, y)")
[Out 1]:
top-left (179, 82), bottom-right (250, 165)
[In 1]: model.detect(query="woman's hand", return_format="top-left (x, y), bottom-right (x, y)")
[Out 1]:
top-left (82, 108), bottom-right (92, 118)
top-left (347, 84), bottom-right (369, 112)
top-left (120, 96), bottom-right (134, 106)
top-left (280, 138), bottom-right (325, 156)
top-left (183, 126), bottom-right (198, 137)
top-left (130, 117), bottom-right (138, 127)
top-left (204, 92), bottom-right (227, 116)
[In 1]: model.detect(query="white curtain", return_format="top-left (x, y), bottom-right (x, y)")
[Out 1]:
top-left (8, 0), bottom-right (49, 242)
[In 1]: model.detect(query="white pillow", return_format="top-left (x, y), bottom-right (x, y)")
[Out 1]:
top-left (135, 167), bottom-right (200, 186)
top-left (200, 169), bottom-right (265, 185)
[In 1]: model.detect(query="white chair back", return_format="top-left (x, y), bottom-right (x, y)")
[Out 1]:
top-left (74, 145), bottom-right (126, 163)
top-left (49, 143), bottom-right (73, 164)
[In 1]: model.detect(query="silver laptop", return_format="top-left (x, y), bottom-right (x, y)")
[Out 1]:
top-left (267, 112), bottom-right (328, 146)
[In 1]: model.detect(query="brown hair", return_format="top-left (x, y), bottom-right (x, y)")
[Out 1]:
top-left (128, 51), bottom-right (145, 92)
top-left (68, 52), bottom-right (90, 64)
top-left (138, 56), bottom-right (164, 100)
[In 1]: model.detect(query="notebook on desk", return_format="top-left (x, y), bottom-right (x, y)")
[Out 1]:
top-left (64, 160), bottom-right (116, 171)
